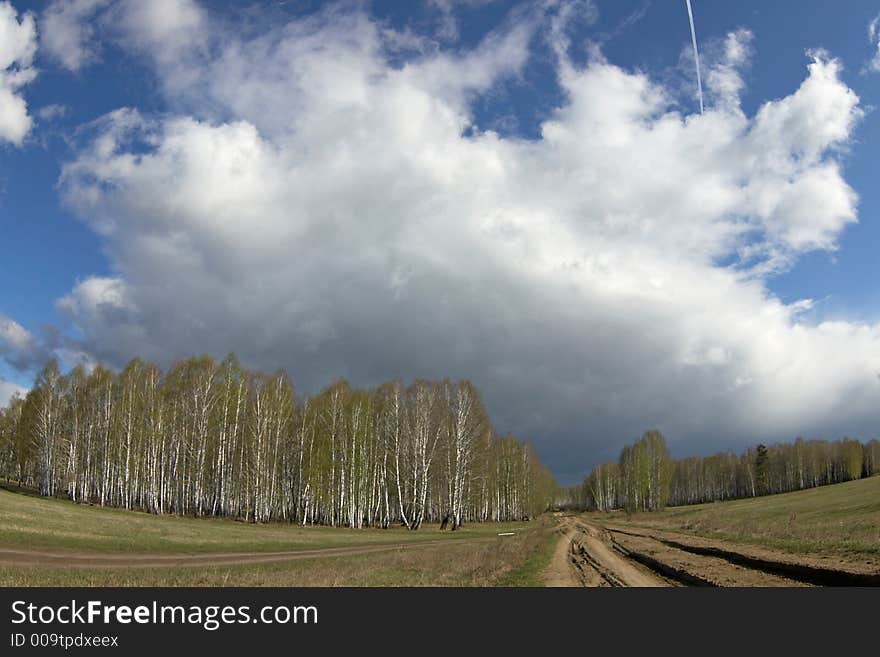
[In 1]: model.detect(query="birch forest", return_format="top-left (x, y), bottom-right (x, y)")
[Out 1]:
top-left (0, 357), bottom-right (556, 529)
top-left (569, 430), bottom-right (880, 512)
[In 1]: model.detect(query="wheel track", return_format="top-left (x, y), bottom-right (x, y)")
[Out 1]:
top-left (602, 526), bottom-right (809, 587)
top-left (604, 525), bottom-right (878, 587)
top-left (549, 516), bottom-right (829, 587)
top-left (563, 519), bottom-right (671, 587)
top-left (570, 538), bottom-right (626, 587)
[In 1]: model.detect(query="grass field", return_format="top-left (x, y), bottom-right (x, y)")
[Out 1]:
top-left (0, 536), bottom-right (548, 587)
top-left (599, 475), bottom-right (880, 562)
top-left (11, 476), bottom-right (875, 586)
top-left (0, 485), bottom-right (532, 553)
top-left (0, 486), bottom-right (554, 586)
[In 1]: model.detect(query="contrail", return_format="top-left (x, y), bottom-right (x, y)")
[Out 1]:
top-left (684, 0), bottom-right (704, 114)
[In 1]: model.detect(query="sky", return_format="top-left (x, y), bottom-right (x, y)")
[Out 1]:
top-left (1, 0), bottom-right (880, 484)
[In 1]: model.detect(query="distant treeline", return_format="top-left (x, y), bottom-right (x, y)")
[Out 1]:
top-left (0, 357), bottom-right (556, 529)
top-left (565, 431), bottom-right (880, 512)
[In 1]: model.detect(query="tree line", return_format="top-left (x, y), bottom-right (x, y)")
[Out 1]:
top-left (565, 430), bottom-right (880, 512)
top-left (0, 356), bottom-right (556, 529)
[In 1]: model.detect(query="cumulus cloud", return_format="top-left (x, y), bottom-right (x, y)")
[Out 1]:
top-left (0, 312), bottom-right (46, 371)
top-left (41, 0), bottom-right (204, 73)
top-left (1, 309), bottom-right (92, 376)
top-left (48, 2), bottom-right (879, 481)
top-left (0, 1), bottom-right (37, 145)
top-left (548, 0), bottom-right (599, 57)
top-left (703, 29), bottom-right (753, 109)
top-left (102, 0), bottom-right (204, 61)
top-left (40, 0), bottom-right (110, 72)
top-left (0, 380), bottom-right (27, 407)
top-left (55, 276), bottom-right (148, 362)
top-left (0, 313), bottom-right (34, 353)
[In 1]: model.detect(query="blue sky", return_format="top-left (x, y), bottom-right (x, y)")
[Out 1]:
top-left (2, 0), bottom-right (880, 482)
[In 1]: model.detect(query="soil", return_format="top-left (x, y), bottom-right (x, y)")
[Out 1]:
top-left (543, 518), bottom-right (580, 586)
top-left (544, 515), bottom-right (668, 587)
top-left (543, 514), bottom-right (880, 587)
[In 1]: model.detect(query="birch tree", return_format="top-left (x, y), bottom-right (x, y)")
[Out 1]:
top-left (2, 355), bottom-right (556, 528)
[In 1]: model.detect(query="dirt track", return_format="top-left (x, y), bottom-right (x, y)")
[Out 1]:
top-left (544, 517), bottom-right (668, 586)
top-left (0, 536), bottom-right (496, 569)
top-left (543, 521), bottom-right (581, 586)
top-left (543, 514), bottom-right (879, 587)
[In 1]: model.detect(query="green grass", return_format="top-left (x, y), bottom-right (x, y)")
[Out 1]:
top-left (496, 517), bottom-right (558, 586)
top-left (0, 486), bottom-right (529, 554)
top-left (0, 486), bottom-right (553, 586)
top-left (0, 535), bottom-right (541, 587)
top-left (599, 475), bottom-right (880, 561)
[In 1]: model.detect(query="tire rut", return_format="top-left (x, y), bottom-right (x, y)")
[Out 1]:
top-left (553, 517), bottom-right (817, 587)
top-left (604, 525), bottom-right (878, 587)
top-left (558, 519), bottom-right (671, 587)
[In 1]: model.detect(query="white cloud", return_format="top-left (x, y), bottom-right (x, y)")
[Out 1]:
top-left (0, 380), bottom-right (27, 407)
top-left (1, 307), bottom-right (96, 378)
top-left (0, 313), bottom-right (34, 353)
top-left (104, 0), bottom-right (204, 61)
top-left (0, 312), bottom-right (47, 371)
top-left (704, 29), bottom-right (752, 110)
top-left (41, 0), bottom-right (203, 73)
top-left (40, 0), bottom-right (110, 72)
top-left (428, 0), bottom-right (501, 41)
top-left (548, 0), bottom-right (599, 58)
top-left (49, 4), bottom-right (879, 481)
top-left (36, 103), bottom-right (66, 121)
top-left (868, 15), bottom-right (880, 73)
top-left (0, 1), bottom-right (37, 145)
top-left (55, 276), bottom-right (142, 339)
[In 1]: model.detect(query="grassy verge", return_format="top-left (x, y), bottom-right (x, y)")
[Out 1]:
top-left (496, 516), bottom-right (557, 586)
top-left (594, 475), bottom-right (880, 562)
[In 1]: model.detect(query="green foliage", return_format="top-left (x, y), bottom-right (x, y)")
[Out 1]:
top-left (576, 433), bottom-right (879, 512)
top-left (755, 443), bottom-right (769, 496)
top-left (0, 355), bottom-right (557, 529)
top-left (618, 430), bottom-right (672, 512)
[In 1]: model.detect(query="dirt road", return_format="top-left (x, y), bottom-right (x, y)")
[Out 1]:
top-left (544, 516), bottom-right (668, 586)
top-left (543, 514), bottom-right (877, 587)
top-left (543, 521), bottom-right (581, 586)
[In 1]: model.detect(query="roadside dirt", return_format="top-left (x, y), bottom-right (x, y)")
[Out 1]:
top-left (0, 536), bottom-right (496, 569)
top-left (543, 514), bottom-right (879, 587)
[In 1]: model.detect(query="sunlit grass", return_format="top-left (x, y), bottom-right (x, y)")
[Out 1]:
top-left (596, 475), bottom-right (880, 560)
